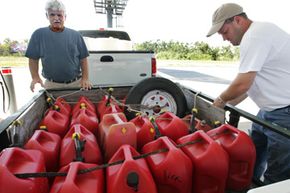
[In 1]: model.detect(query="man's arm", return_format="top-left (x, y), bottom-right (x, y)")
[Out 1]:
top-left (28, 58), bottom-right (44, 92)
top-left (213, 71), bottom-right (256, 108)
top-left (80, 57), bottom-right (92, 90)
top-left (228, 93), bottom-right (248, 106)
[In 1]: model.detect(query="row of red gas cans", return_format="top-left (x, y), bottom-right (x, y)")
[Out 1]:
top-left (38, 96), bottom-right (212, 155)
top-left (0, 96), bottom-right (256, 193)
top-left (36, 96), bottom-right (194, 161)
top-left (0, 125), bottom-right (256, 193)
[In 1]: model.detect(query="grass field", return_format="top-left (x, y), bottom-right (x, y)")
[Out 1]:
top-left (0, 56), bottom-right (28, 67)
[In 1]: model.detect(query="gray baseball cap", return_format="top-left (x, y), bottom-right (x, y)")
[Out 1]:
top-left (207, 3), bottom-right (243, 37)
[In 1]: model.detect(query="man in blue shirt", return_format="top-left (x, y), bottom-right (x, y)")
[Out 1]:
top-left (25, 0), bottom-right (91, 91)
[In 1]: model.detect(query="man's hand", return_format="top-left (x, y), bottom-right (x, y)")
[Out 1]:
top-left (81, 78), bottom-right (92, 90)
top-left (30, 78), bottom-right (44, 92)
top-left (213, 96), bottom-right (226, 109)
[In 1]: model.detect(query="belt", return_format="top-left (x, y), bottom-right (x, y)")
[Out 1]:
top-left (47, 75), bottom-right (81, 84)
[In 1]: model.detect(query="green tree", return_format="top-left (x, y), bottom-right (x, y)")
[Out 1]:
top-left (0, 38), bottom-right (13, 56)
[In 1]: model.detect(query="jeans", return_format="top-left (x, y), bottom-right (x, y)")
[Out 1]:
top-left (250, 106), bottom-right (290, 184)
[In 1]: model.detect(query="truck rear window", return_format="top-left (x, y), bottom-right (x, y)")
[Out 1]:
top-left (79, 30), bottom-right (131, 41)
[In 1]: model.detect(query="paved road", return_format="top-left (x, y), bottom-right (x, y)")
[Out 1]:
top-left (158, 68), bottom-right (231, 84)
top-left (158, 65), bottom-right (259, 131)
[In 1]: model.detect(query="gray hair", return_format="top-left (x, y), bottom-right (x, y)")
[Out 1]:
top-left (45, 0), bottom-right (66, 13)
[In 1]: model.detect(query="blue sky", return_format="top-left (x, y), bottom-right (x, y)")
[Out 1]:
top-left (1, 0), bottom-right (290, 46)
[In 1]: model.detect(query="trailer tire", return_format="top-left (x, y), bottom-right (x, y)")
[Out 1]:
top-left (125, 77), bottom-right (187, 120)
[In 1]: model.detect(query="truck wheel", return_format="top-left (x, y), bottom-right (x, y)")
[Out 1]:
top-left (125, 77), bottom-right (187, 120)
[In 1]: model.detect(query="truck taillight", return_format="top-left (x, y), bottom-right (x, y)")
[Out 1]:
top-left (1, 67), bottom-right (12, 75)
top-left (151, 57), bottom-right (157, 76)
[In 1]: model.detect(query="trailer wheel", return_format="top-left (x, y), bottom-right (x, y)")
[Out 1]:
top-left (125, 77), bottom-right (187, 120)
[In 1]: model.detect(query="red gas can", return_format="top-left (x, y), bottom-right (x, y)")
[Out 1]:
top-left (130, 115), bottom-right (155, 151)
top-left (39, 109), bottom-right (70, 138)
top-left (107, 145), bottom-right (157, 193)
top-left (207, 124), bottom-right (256, 191)
top-left (97, 95), bottom-right (122, 120)
top-left (59, 124), bottom-right (102, 167)
top-left (72, 96), bottom-right (96, 116)
top-left (70, 107), bottom-right (99, 136)
top-left (142, 136), bottom-right (193, 193)
top-left (96, 95), bottom-right (109, 116)
top-left (24, 129), bottom-right (61, 172)
top-left (195, 119), bottom-right (212, 132)
top-left (50, 162), bottom-right (104, 193)
top-left (156, 112), bottom-right (189, 142)
top-left (181, 114), bottom-right (192, 126)
top-left (53, 97), bottom-right (71, 117)
top-left (182, 114), bottom-right (214, 132)
top-left (0, 147), bottom-right (48, 193)
top-left (177, 130), bottom-right (229, 193)
top-left (98, 112), bottom-right (137, 161)
top-left (99, 103), bottom-right (123, 121)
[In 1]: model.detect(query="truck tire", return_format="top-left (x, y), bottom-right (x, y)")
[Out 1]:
top-left (124, 77), bottom-right (187, 120)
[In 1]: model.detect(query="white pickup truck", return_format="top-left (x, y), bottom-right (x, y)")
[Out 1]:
top-left (79, 29), bottom-right (156, 86)
top-left (1, 30), bottom-right (289, 193)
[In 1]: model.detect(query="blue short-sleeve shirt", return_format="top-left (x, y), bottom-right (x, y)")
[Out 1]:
top-left (25, 27), bottom-right (89, 82)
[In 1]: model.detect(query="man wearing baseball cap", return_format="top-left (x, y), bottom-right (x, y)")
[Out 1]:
top-left (207, 3), bottom-right (290, 185)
